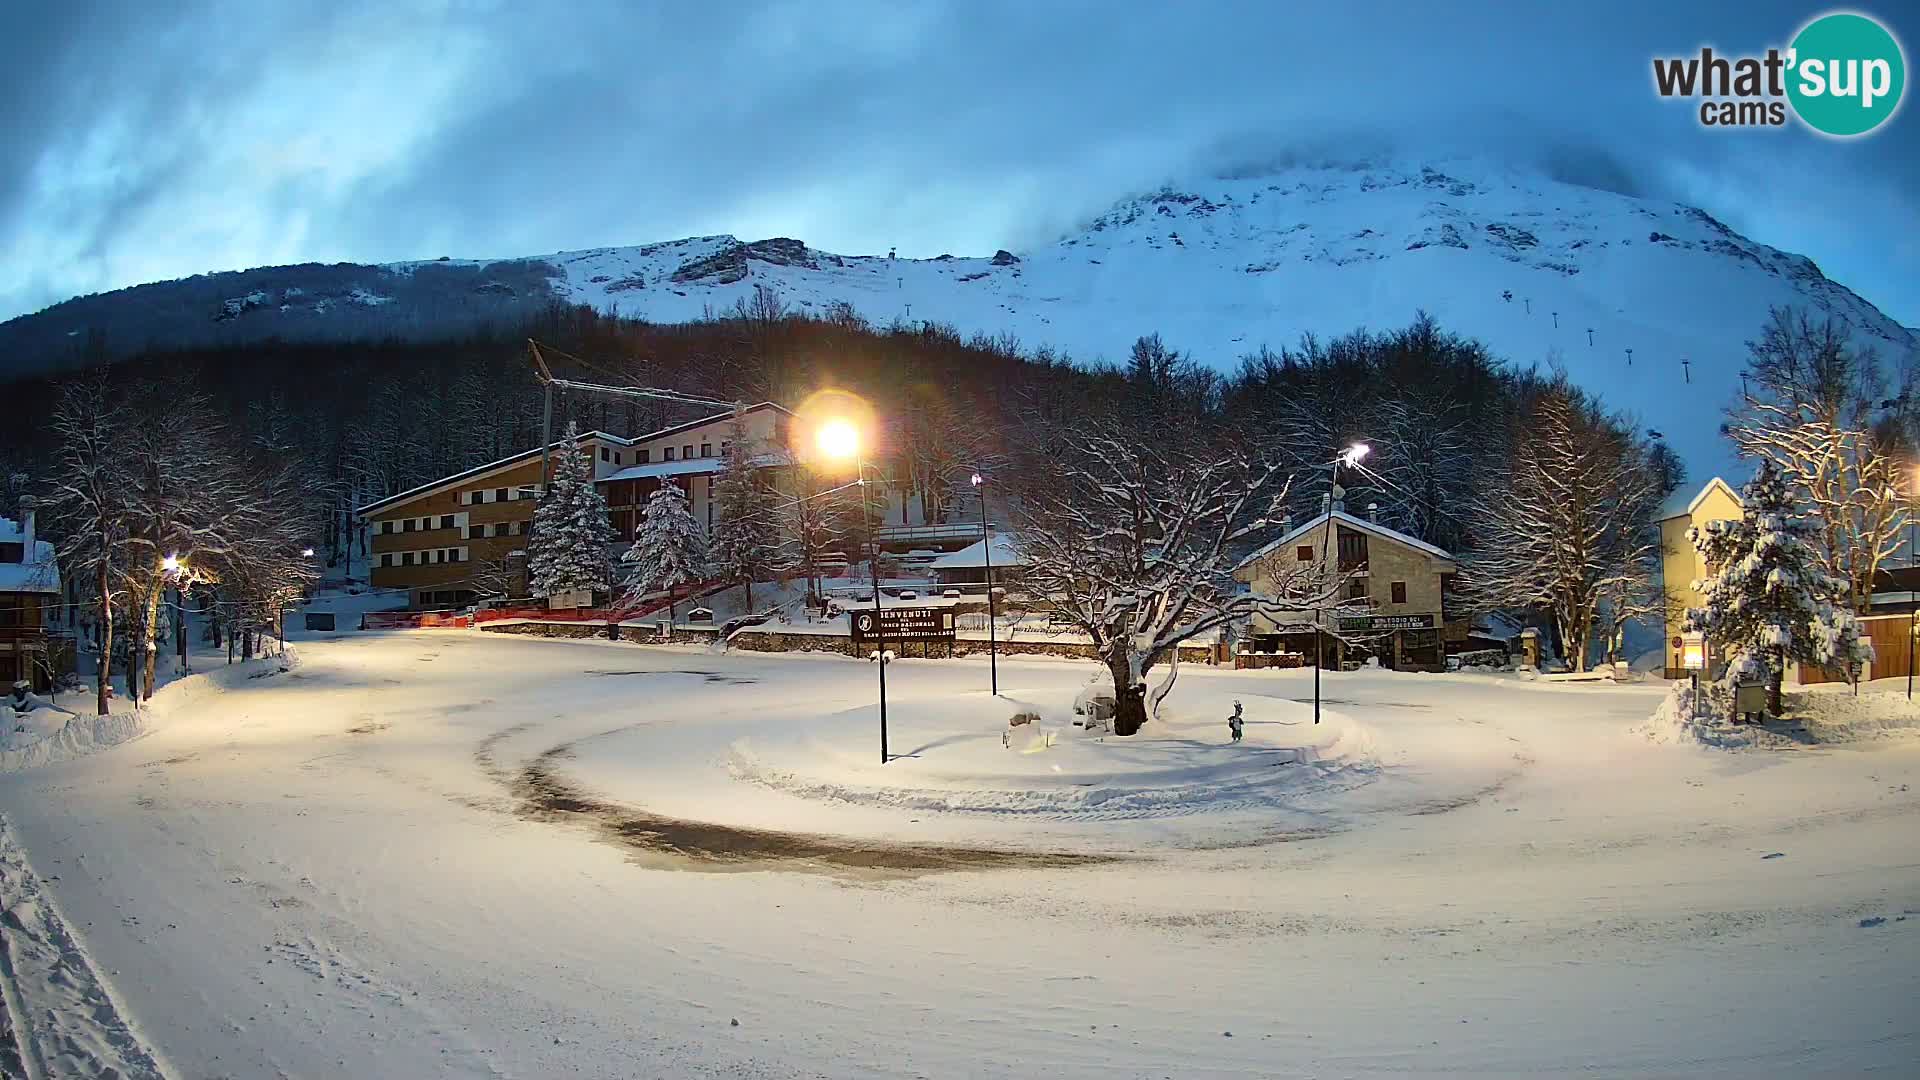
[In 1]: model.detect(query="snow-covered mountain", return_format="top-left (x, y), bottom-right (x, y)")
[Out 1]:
top-left (6, 160), bottom-right (1912, 479)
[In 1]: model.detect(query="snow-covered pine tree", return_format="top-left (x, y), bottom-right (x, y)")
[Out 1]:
top-left (526, 423), bottom-right (616, 599)
top-left (622, 479), bottom-right (708, 623)
top-left (707, 414), bottom-right (780, 612)
top-left (1685, 459), bottom-right (1867, 718)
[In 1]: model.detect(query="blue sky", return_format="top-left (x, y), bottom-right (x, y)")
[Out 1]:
top-left (2, 1), bottom-right (1915, 328)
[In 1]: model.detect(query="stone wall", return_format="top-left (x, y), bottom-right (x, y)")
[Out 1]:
top-left (478, 621), bottom-right (719, 646)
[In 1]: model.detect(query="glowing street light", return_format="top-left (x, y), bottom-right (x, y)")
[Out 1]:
top-left (161, 553), bottom-right (185, 576)
top-left (810, 413), bottom-right (891, 763)
top-left (815, 419), bottom-right (861, 462)
top-left (1340, 442), bottom-right (1371, 468)
top-left (301, 548), bottom-right (316, 558)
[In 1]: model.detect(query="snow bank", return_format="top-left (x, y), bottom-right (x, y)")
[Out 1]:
top-left (1639, 679), bottom-right (1920, 749)
top-left (0, 651), bottom-right (298, 773)
top-left (0, 708), bottom-right (148, 772)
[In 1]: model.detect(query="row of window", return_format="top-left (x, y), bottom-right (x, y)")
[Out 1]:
top-left (378, 547), bottom-right (471, 568)
top-left (380, 513), bottom-right (470, 535)
top-left (459, 486), bottom-right (526, 506)
top-left (1342, 579), bottom-right (1410, 604)
top-left (467, 521), bottom-right (527, 539)
top-left (594, 440), bottom-right (737, 466)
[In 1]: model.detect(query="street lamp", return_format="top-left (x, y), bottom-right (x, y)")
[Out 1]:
top-left (1313, 443), bottom-right (1369, 725)
top-left (1908, 468), bottom-right (1916, 700)
top-left (816, 419), bottom-right (890, 764)
top-left (161, 553), bottom-right (190, 675)
top-left (971, 471), bottom-right (998, 696)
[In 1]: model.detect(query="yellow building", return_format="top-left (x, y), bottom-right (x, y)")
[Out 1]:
top-left (1656, 476), bottom-right (1744, 678)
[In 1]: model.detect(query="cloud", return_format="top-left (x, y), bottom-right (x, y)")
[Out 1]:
top-left (1, 0), bottom-right (1915, 326)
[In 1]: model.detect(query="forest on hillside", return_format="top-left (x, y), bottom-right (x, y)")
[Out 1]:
top-left (0, 288), bottom-right (1680, 569)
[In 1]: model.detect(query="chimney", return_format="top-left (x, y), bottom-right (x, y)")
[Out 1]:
top-left (16, 495), bottom-right (32, 563)
top-left (1366, 501), bottom-right (1379, 523)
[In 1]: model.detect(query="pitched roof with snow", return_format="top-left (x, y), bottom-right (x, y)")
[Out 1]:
top-left (1234, 509), bottom-right (1456, 572)
top-left (0, 518), bottom-right (59, 595)
top-left (1656, 475), bottom-right (1745, 522)
top-left (631, 401), bottom-right (792, 445)
top-left (355, 430), bottom-right (634, 516)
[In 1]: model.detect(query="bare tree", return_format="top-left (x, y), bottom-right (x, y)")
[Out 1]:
top-left (1468, 375), bottom-right (1663, 671)
top-left (1725, 307), bottom-right (1911, 613)
top-left (45, 374), bottom-right (130, 715)
top-left (1016, 421), bottom-right (1339, 735)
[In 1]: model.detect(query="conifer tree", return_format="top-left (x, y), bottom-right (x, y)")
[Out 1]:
top-left (623, 479), bottom-right (708, 623)
top-left (526, 423), bottom-right (615, 598)
top-left (707, 414), bottom-right (780, 612)
top-left (1685, 459), bottom-right (1868, 717)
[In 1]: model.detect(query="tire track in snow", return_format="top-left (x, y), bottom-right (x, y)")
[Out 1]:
top-left (0, 816), bottom-right (170, 1079)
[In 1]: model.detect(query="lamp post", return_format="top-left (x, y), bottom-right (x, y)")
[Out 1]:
top-left (817, 418), bottom-right (889, 764)
top-left (1314, 443), bottom-right (1370, 725)
top-left (971, 471), bottom-right (998, 696)
top-left (161, 553), bottom-right (189, 676)
top-left (1908, 474), bottom-right (1916, 700)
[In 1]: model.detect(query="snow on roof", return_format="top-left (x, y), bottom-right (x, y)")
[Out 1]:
top-left (926, 533), bottom-right (1026, 570)
top-left (1235, 509), bottom-right (1456, 571)
top-left (0, 518), bottom-right (59, 595)
top-left (1656, 475), bottom-right (1745, 522)
top-left (601, 458), bottom-right (726, 482)
top-left (355, 431), bottom-right (633, 516)
top-left (631, 401), bottom-right (792, 445)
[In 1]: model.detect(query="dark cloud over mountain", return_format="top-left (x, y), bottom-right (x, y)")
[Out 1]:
top-left (3, 1), bottom-right (1915, 326)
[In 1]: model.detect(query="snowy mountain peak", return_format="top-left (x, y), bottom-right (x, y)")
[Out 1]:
top-left (3, 160), bottom-right (1911, 480)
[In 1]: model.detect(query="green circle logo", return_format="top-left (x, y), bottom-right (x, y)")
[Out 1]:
top-left (1787, 12), bottom-right (1906, 136)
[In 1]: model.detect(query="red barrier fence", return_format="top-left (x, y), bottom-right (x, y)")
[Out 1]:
top-left (360, 610), bottom-right (471, 630)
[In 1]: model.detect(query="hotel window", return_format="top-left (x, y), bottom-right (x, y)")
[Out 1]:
top-left (439, 515), bottom-right (454, 530)
top-left (1391, 581), bottom-right (1407, 604)
top-left (637, 449), bottom-right (650, 464)
top-left (496, 487), bottom-right (509, 502)
top-left (1346, 578), bottom-right (1368, 601)
top-left (379, 553), bottom-right (392, 567)
top-left (402, 519), bottom-right (415, 533)
top-left (720, 440), bottom-right (731, 457)
top-left (700, 442), bottom-right (712, 457)
top-left (600, 447), bottom-right (609, 462)
top-left (469, 525), bottom-right (484, 540)
top-left (683, 444), bottom-right (694, 460)
top-left (1337, 530), bottom-right (1369, 572)
top-left (664, 447), bottom-right (676, 461)
top-left (1295, 545), bottom-right (1314, 562)
top-left (614, 452), bottom-right (622, 465)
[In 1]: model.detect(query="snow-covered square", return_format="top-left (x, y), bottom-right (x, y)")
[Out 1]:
top-left (0, 623), bottom-right (1913, 1078)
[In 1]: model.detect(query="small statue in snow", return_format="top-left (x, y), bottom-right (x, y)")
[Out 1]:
top-left (1227, 700), bottom-right (1244, 743)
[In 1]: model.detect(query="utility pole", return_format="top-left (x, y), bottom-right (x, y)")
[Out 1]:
top-left (862, 463), bottom-right (889, 762)
top-left (972, 471), bottom-right (997, 696)
top-left (1626, 346), bottom-right (1633, 367)
top-left (1681, 357), bottom-right (1692, 384)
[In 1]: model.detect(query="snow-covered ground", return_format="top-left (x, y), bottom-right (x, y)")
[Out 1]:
top-left (0, 629), bottom-right (1914, 1077)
